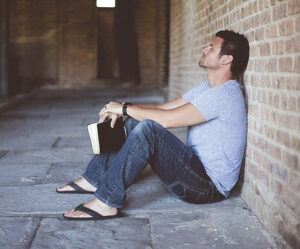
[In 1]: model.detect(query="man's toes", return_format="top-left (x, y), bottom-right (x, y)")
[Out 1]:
top-left (57, 185), bottom-right (73, 192)
top-left (64, 209), bottom-right (91, 218)
top-left (64, 209), bottom-right (75, 216)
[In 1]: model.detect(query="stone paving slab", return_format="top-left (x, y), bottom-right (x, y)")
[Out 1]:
top-left (44, 162), bottom-right (92, 184)
top-left (29, 126), bottom-right (88, 137)
top-left (0, 217), bottom-right (39, 249)
top-left (0, 125), bottom-right (36, 138)
top-left (0, 113), bottom-right (50, 119)
top-left (0, 163), bottom-right (52, 186)
top-left (53, 137), bottom-right (92, 149)
top-left (0, 183), bottom-right (92, 217)
top-left (0, 137), bottom-right (56, 150)
top-left (30, 218), bottom-right (152, 249)
top-left (0, 150), bottom-right (8, 158)
top-left (149, 211), bottom-right (276, 249)
top-left (0, 148), bottom-right (92, 163)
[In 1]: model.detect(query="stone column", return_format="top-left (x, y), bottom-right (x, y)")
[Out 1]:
top-left (0, 0), bottom-right (9, 97)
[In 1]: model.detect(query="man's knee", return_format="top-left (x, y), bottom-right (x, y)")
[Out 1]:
top-left (132, 119), bottom-right (162, 135)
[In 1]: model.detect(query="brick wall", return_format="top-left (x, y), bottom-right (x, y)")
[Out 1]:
top-left (168, 1), bottom-right (299, 249)
top-left (8, 0), bottom-right (97, 90)
top-left (134, 0), bottom-right (158, 85)
top-left (134, 0), bottom-right (168, 86)
top-left (57, 0), bottom-right (97, 87)
top-left (157, 0), bottom-right (169, 87)
top-left (9, 0), bottom-right (58, 94)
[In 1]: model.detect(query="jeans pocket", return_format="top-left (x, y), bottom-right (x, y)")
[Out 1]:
top-left (182, 183), bottom-right (209, 204)
top-left (169, 181), bottom-right (209, 204)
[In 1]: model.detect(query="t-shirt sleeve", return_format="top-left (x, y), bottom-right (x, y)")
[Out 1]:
top-left (182, 82), bottom-right (207, 101)
top-left (190, 87), bottom-right (221, 122)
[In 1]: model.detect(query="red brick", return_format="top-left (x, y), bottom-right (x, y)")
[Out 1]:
top-left (265, 23), bottom-right (278, 38)
top-left (264, 124), bottom-right (276, 141)
top-left (279, 57), bottom-right (293, 72)
top-left (255, 27), bottom-right (264, 41)
top-left (276, 129), bottom-right (290, 147)
top-left (294, 55), bottom-right (300, 73)
top-left (256, 167), bottom-right (269, 187)
top-left (288, 169), bottom-right (300, 190)
top-left (273, 93), bottom-right (280, 108)
top-left (271, 163), bottom-right (288, 182)
top-left (267, 142), bottom-right (282, 161)
top-left (279, 19), bottom-right (295, 36)
top-left (272, 40), bottom-right (285, 55)
top-left (270, 178), bottom-right (284, 196)
top-left (265, 58), bottom-right (277, 71)
top-left (278, 113), bottom-right (300, 130)
top-left (287, 0), bottom-right (300, 15)
top-left (297, 95), bottom-right (300, 112)
top-left (281, 150), bottom-right (299, 170)
top-left (272, 2), bottom-right (287, 21)
top-left (253, 148), bottom-right (263, 164)
top-left (280, 93), bottom-right (288, 109)
top-left (286, 35), bottom-right (300, 53)
top-left (259, 42), bottom-right (270, 56)
top-left (290, 136), bottom-right (300, 152)
top-left (296, 15), bottom-right (300, 32)
top-left (288, 94), bottom-right (297, 112)
top-left (260, 9), bottom-right (272, 25)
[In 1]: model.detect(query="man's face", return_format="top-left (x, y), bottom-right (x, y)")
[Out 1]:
top-left (199, 36), bottom-right (224, 70)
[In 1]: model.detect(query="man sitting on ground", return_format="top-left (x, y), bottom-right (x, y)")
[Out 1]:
top-left (57, 30), bottom-right (249, 220)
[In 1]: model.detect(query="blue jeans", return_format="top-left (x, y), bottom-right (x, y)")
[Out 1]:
top-left (83, 118), bottom-right (225, 208)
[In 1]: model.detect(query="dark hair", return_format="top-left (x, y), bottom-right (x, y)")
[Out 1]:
top-left (215, 30), bottom-right (250, 83)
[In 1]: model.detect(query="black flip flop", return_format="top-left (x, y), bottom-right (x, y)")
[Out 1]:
top-left (56, 181), bottom-right (94, 194)
top-left (63, 204), bottom-right (122, 220)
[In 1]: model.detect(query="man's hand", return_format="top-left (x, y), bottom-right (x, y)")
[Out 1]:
top-left (99, 102), bottom-right (123, 128)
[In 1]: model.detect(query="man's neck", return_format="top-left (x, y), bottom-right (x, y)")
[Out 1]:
top-left (207, 72), bottom-right (233, 87)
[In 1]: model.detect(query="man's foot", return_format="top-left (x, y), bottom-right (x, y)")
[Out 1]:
top-left (63, 198), bottom-right (119, 219)
top-left (56, 177), bottom-right (97, 193)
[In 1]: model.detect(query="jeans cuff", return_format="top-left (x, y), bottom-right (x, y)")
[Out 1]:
top-left (94, 190), bottom-right (124, 209)
top-left (82, 173), bottom-right (98, 188)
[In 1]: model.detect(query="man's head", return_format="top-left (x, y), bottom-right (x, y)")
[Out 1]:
top-left (199, 30), bottom-right (250, 81)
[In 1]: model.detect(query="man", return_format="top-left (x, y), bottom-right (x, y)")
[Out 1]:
top-left (58, 30), bottom-right (250, 220)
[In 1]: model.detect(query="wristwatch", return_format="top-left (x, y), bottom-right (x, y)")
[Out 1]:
top-left (122, 102), bottom-right (133, 116)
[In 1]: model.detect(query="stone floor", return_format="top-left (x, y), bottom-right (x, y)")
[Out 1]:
top-left (0, 87), bottom-right (279, 249)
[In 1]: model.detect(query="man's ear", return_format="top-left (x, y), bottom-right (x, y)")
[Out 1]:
top-left (220, 55), bottom-right (233, 65)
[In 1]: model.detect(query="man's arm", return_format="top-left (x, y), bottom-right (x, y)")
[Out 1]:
top-left (100, 97), bottom-right (205, 129)
top-left (126, 102), bottom-right (206, 129)
top-left (135, 97), bottom-right (188, 110)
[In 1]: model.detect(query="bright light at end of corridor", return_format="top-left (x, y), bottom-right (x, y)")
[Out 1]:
top-left (96, 0), bottom-right (116, 8)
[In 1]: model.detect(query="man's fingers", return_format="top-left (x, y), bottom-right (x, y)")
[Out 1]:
top-left (99, 108), bottom-right (107, 116)
top-left (110, 114), bottom-right (118, 128)
top-left (99, 112), bottom-right (109, 123)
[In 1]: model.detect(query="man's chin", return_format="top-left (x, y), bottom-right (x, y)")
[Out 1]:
top-left (198, 62), bottom-right (206, 69)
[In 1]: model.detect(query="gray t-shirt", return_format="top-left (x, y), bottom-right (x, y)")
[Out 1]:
top-left (182, 80), bottom-right (247, 198)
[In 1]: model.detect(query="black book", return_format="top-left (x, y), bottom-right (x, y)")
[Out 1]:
top-left (87, 118), bottom-right (127, 154)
